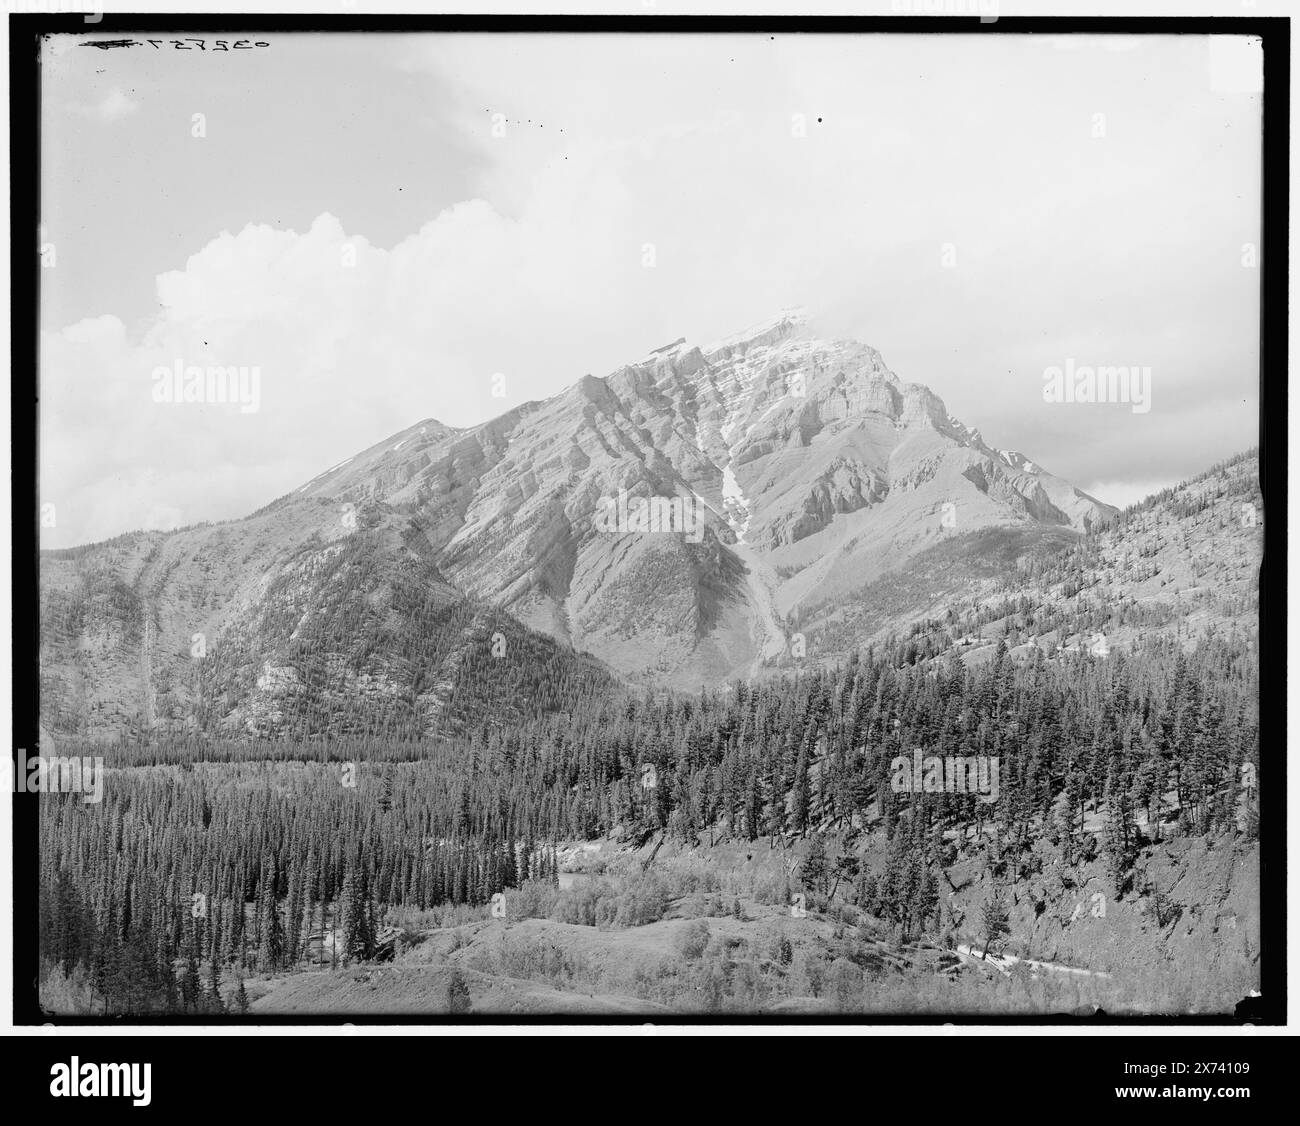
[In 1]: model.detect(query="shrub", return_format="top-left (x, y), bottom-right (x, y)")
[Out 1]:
top-left (676, 919), bottom-right (710, 961)
top-left (549, 877), bottom-right (619, 927)
top-left (614, 873), bottom-right (671, 927)
top-left (753, 872), bottom-right (788, 906)
top-left (508, 878), bottom-right (559, 920)
top-left (446, 968), bottom-right (472, 1015)
top-left (694, 957), bottom-right (727, 1013)
top-left (496, 934), bottom-right (583, 984)
top-left (771, 929), bottom-right (794, 966)
top-left (829, 957), bottom-right (864, 1012)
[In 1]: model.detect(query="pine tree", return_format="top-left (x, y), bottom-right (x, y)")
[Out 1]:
top-left (206, 957), bottom-right (224, 1014)
top-left (181, 954), bottom-right (201, 1011)
top-left (339, 861), bottom-right (363, 965)
top-left (791, 742), bottom-right (812, 837)
top-left (1104, 766), bottom-right (1138, 897)
top-left (258, 887), bottom-right (284, 973)
top-left (233, 976), bottom-right (250, 1014)
top-left (980, 887), bottom-right (1010, 959)
top-left (800, 835), bottom-right (829, 900)
top-left (915, 868), bottom-right (939, 937)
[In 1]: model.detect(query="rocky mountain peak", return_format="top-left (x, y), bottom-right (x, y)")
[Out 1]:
top-left (38, 311), bottom-right (1125, 715)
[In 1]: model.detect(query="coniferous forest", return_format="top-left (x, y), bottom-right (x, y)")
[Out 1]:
top-left (38, 626), bottom-right (1258, 1015)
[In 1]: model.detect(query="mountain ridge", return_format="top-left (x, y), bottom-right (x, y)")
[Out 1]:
top-left (44, 310), bottom-right (1217, 738)
top-left (259, 310), bottom-right (1114, 685)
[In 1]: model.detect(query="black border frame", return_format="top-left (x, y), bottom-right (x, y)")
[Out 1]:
top-left (10, 10), bottom-right (1288, 1028)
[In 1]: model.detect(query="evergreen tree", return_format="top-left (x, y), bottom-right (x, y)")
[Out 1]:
top-left (233, 976), bottom-right (250, 1014)
top-left (206, 958), bottom-right (224, 1014)
top-left (800, 835), bottom-right (829, 899)
top-left (980, 887), bottom-right (1010, 959)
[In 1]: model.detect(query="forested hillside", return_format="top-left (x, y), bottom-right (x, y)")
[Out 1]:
top-left (39, 627), bottom-right (1258, 1014)
top-left (792, 449), bottom-right (1261, 666)
top-left (36, 449), bottom-right (1262, 1015)
top-left (40, 520), bottom-right (612, 740)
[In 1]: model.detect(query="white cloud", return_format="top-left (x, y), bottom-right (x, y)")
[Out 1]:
top-left (1081, 480), bottom-right (1181, 511)
top-left (39, 35), bottom-right (1260, 548)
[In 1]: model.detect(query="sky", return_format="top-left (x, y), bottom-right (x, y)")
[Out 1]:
top-left (38, 31), bottom-right (1262, 547)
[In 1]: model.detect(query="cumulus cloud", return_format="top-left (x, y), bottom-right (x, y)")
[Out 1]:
top-left (39, 34), bottom-right (1260, 547)
top-left (40, 196), bottom-right (642, 546)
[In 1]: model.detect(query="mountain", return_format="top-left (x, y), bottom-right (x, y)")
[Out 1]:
top-left (41, 310), bottom-right (1131, 737)
top-left (265, 310), bottom-right (1113, 683)
top-left (38, 505), bottom-right (612, 741)
top-left (800, 448), bottom-right (1261, 674)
